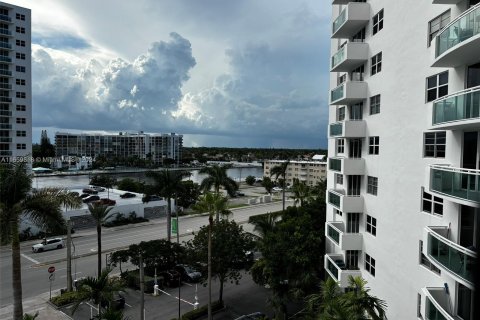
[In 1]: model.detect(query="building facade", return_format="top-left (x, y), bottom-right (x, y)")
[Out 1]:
top-left (264, 159), bottom-right (327, 186)
top-left (0, 2), bottom-right (31, 162)
top-left (55, 132), bottom-right (183, 165)
top-left (326, 1), bottom-right (478, 319)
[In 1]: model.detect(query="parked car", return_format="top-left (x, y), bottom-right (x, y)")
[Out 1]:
top-left (175, 264), bottom-right (202, 283)
top-left (101, 291), bottom-right (125, 310)
top-left (234, 191), bottom-right (245, 197)
top-left (83, 195), bottom-right (100, 203)
top-left (120, 192), bottom-right (136, 199)
top-left (82, 188), bottom-right (98, 195)
top-left (91, 186), bottom-right (106, 192)
top-left (272, 187), bottom-right (283, 192)
top-left (32, 238), bottom-right (64, 253)
top-left (80, 193), bottom-right (90, 198)
top-left (159, 270), bottom-right (181, 287)
top-left (98, 198), bottom-right (116, 206)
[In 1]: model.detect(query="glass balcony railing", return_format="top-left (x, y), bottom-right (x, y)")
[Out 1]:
top-left (430, 165), bottom-right (480, 203)
top-left (0, 110), bottom-right (11, 116)
top-left (0, 14), bottom-right (11, 23)
top-left (330, 123), bottom-right (343, 136)
top-left (0, 137), bottom-right (11, 142)
top-left (0, 56), bottom-right (11, 63)
top-left (331, 46), bottom-right (346, 69)
top-left (332, 8), bottom-right (347, 35)
top-left (0, 97), bottom-right (11, 103)
top-left (0, 123), bottom-right (11, 129)
top-left (433, 86), bottom-right (480, 125)
top-left (327, 224), bottom-right (340, 244)
top-left (436, 5), bottom-right (480, 58)
top-left (329, 158), bottom-right (342, 172)
top-left (0, 29), bottom-right (10, 36)
top-left (328, 190), bottom-right (341, 208)
top-left (326, 257), bottom-right (339, 280)
top-left (426, 297), bottom-right (449, 320)
top-left (0, 42), bottom-right (11, 49)
top-left (0, 83), bottom-right (11, 90)
top-left (0, 150), bottom-right (12, 156)
top-left (331, 84), bottom-right (344, 103)
top-left (0, 70), bottom-right (11, 76)
top-left (427, 227), bottom-right (477, 284)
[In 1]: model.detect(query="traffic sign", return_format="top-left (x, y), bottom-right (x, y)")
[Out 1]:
top-left (48, 266), bottom-right (55, 273)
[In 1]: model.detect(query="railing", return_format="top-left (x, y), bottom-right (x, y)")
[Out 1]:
top-left (332, 8), bottom-right (347, 35)
top-left (0, 97), bottom-right (11, 103)
top-left (330, 123), bottom-right (343, 136)
top-left (329, 158), bottom-right (342, 172)
top-left (328, 190), bottom-right (341, 208)
top-left (0, 69), bottom-right (11, 76)
top-left (331, 46), bottom-right (346, 69)
top-left (424, 288), bottom-right (456, 320)
top-left (0, 56), bottom-right (11, 63)
top-left (436, 4), bottom-right (480, 57)
top-left (430, 165), bottom-right (480, 203)
top-left (0, 150), bottom-right (12, 156)
top-left (0, 83), bottom-right (11, 90)
top-left (327, 224), bottom-right (341, 244)
top-left (0, 123), bottom-right (11, 129)
top-left (0, 42), bottom-right (11, 49)
top-left (331, 84), bottom-right (344, 102)
top-left (326, 255), bottom-right (339, 280)
top-left (0, 28), bottom-right (10, 36)
top-left (0, 14), bottom-right (11, 22)
top-left (433, 85), bottom-right (480, 125)
top-left (0, 137), bottom-right (11, 142)
top-left (0, 110), bottom-right (11, 116)
top-left (427, 227), bottom-right (477, 284)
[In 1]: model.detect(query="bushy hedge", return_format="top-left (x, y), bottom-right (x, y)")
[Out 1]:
top-left (51, 291), bottom-right (77, 307)
top-left (121, 270), bottom-right (156, 293)
top-left (175, 300), bottom-right (224, 320)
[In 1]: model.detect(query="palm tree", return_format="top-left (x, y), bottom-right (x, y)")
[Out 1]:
top-left (250, 212), bottom-right (279, 240)
top-left (290, 179), bottom-right (312, 207)
top-left (344, 276), bottom-right (387, 320)
top-left (22, 312), bottom-right (39, 320)
top-left (72, 268), bottom-right (125, 319)
top-left (146, 169), bottom-right (190, 241)
top-left (193, 192), bottom-right (231, 320)
top-left (270, 160), bottom-right (290, 211)
top-left (88, 203), bottom-right (114, 277)
top-left (0, 162), bottom-right (80, 320)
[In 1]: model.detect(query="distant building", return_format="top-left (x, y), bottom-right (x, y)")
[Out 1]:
top-left (54, 132), bottom-right (183, 165)
top-left (263, 158), bottom-right (327, 186)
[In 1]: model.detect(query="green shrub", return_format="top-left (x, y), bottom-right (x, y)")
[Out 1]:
top-left (121, 270), bottom-right (156, 293)
top-left (178, 300), bottom-right (224, 320)
top-left (51, 291), bottom-right (77, 307)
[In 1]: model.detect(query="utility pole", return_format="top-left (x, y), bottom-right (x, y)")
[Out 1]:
top-left (177, 204), bottom-right (181, 319)
top-left (139, 254), bottom-right (145, 320)
top-left (66, 219), bottom-right (73, 292)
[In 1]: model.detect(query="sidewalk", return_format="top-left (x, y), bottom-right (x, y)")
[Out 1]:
top-left (0, 290), bottom-right (71, 320)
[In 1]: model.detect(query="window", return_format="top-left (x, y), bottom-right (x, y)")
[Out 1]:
top-left (16, 130), bottom-right (26, 137)
top-left (337, 139), bottom-right (345, 154)
top-left (15, 66), bottom-right (25, 73)
top-left (350, 103), bottom-right (363, 120)
top-left (422, 189), bottom-right (443, 216)
top-left (428, 11), bottom-right (450, 46)
top-left (419, 240), bottom-right (441, 275)
top-left (15, 26), bottom-right (25, 34)
top-left (16, 13), bottom-right (25, 21)
top-left (336, 173), bottom-right (343, 185)
top-left (16, 117), bottom-right (25, 124)
top-left (424, 131), bottom-right (446, 158)
top-left (338, 74), bottom-right (346, 85)
top-left (366, 215), bottom-right (377, 236)
top-left (417, 294), bottom-right (422, 319)
top-left (351, 27), bottom-right (365, 43)
top-left (351, 65), bottom-right (364, 81)
top-left (365, 253), bottom-right (376, 276)
top-left (346, 250), bottom-right (359, 269)
top-left (371, 52), bottom-right (382, 76)
top-left (15, 40), bottom-right (25, 47)
top-left (16, 104), bottom-right (26, 111)
top-left (372, 9), bottom-right (384, 35)
top-left (16, 143), bottom-right (26, 149)
top-left (367, 176), bottom-right (378, 195)
top-left (337, 107), bottom-right (345, 121)
top-left (369, 136), bottom-right (379, 155)
top-left (370, 95), bottom-right (381, 115)
top-left (15, 79), bottom-right (25, 86)
top-left (334, 208), bottom-right (342, 217)
top-left (426, 71), bottom-right (448, 102)
top-left (15, 53), bottom-right (25, 60)
top-left (15, 92), bottom-right (25, 98)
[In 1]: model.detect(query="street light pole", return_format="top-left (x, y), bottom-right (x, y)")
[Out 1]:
top-left (177, 200), bottom-right (181, 319)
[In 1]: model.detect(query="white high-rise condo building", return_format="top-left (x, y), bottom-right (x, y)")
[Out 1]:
top-left (0, 2), bottom-right (31, 163)
top-left (326, 1), bottom-right (478, 319)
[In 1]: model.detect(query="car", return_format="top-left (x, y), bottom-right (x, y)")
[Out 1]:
top-left (80, 193), bottom-right (90, 198)
top-left (98, 198), bottom-right (116, 206)
top-left (83, 195), bottom-right (100, 203)
top-left (159, 270), bottom-right (181, 287)
top-left (32, 238), bottom-right (64, 253)
top-left (234, 191), bottom-right (245, 197)
top-left (142, 195), bottom-right (163, 202)
top-left (82, 188), bottom-right (98, 195)
top-left (234, 312), bottom-right (266, 320)
top-left (101, 291), bottom-right (125, 310)
top-left (91, 186), bottom-right (106, 192)
top-left (272, 187), bottom-right (283, 192)
top-left (175, 264), bottom-right (202, 283)
top-left (120, 192), bottom-right (136, 199)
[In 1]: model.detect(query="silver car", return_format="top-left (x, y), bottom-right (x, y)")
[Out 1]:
top-left (32, 238), bottom-right (64, 253)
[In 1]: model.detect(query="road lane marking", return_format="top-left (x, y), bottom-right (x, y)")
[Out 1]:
top-left (20, 253), bottom-right (39, 264)
top-left (125, 303), bottom-right (132, 308)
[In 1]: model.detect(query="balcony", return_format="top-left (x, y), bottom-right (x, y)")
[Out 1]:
top-left (0, 123), bottom-right (11, 130)
top-left (0, 150), bottom-right (12, 156)
top-left (432, 86), bottom-right (480, 130)
top-left (0, 70), bottom-right (12, 77)
top-left (325, 254), bottom-right (362, 288)
top-left (332, 0), bottom-right (350, 4)
top-left (0, 83), bottom-right (11, 90)
top-left (433, 4), bottom-right (480, 67)
top-left (331, 42), bottom-right (368, 72)
top-left (332, 2), bottom-right (370, 39)
top-left (426, 226), bottom-right (476, 286)
top-left (326, 221), bottom-right (362, 250)
top-left (432, 0), bottom-right (462, 3)
top-left (328, 189), bottom-right (364, 212)
top-left (423, 287), bottom-right (457, 320)
top-left (0, 14), bottom-right (11, 23)
top-left (0, 56), bottom-right (11, 63)
top-left (329, 157), bottom-right (365, 175)
top-left (0, 42), bottom-right (11, 50)
top-left (330, 81), bottom-right (367, 105)
top-left (0, 29), bottom-right (11, 36)
top-left (329, 120), bottom-right (366, 138)
top-left (0, 97), bottom-right (11, 103)
top-left (430, 165), bottom-right (480, 205)
top-left (0, 137), bottom-right (11, 142)
top-left (0, 110), bottom-right (11, 116)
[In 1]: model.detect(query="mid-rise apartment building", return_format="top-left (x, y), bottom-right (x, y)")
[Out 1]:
top-left (55, 132), bottom-right (183, 165)
top-left (0, 2), bottom-right (31, 162)
top-left (326, 1), bottom-right (477, 319)
top-left (264, 158), bottom-right (327, 186)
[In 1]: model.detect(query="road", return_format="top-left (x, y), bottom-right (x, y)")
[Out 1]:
top-left (0, 201), bottom-right (289, 308)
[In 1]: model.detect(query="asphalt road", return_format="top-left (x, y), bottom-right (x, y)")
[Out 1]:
top-left (0, 201), bottom-right (289, 308)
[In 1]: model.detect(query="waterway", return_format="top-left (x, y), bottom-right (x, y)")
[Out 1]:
top-left (33, 166), bottom-right (265, 189)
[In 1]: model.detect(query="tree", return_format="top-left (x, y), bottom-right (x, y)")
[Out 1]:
top-left (270, 161), bottom-right (290, 211)
top-left (39, 130), bottom-right (55, 158)
top-left (176, 180), bottom-right (201, 209)
top-left (186, 220), bottom-right (255, 303)
top-left (145, 169), bottom-right (190, 241)
top-left (72, 268), bottom-right (125, 319)
top-left (199, 164), bottom-right (238, 202)
top-left (89, 175), bottom-right (117, 199)
top-left (116, 178), bottom-right (144, 193)
top-left (290, 179), bottom-right (312, 207)
top-left (0, 162), bottom-right (79, 320)
top-left (88, 203), bottom-right (114, 277)
top-left (245, 175), bottom-right (256, 186)
top-left (193, 192), bottom-right (231, 221)
top-left (261, 176), bottom-right (274, 194)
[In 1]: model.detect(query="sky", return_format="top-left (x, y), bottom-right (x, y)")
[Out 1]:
top-left (7, 0), bottom-right (331, 148)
